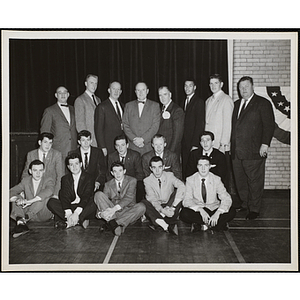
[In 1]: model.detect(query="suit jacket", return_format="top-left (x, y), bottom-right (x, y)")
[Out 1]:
top-left (69, 146), bottom-right (107, 189)
top-left (122, 99), bottom-right (161, 155)
top-left (185, 147), bottom-right (227, 183)
top-left (205, 90), bottom-right (234, 151)
top-left (94, 98), bottom-right (124, 154)
top-left (40, 103), bottom-right (77, 162)
top-left (21, 148), bottom-right (63, 196)
top-left (183, 172), bottom-right (232, 213)
top-left (142, 149), bottom-right (182, 180)
top-left (144, 172), bottom-right (185, 211)
top-left (181, 94), bottom-right (205, 149)
top-left (231, 93), bottom-right (275, 160)
top-left (59, 171), bottom-right (94, 211)
top-left (103, 175), bottom-right (137, 208)
top-left (74, 91), bottom-right (101, 147)
top-left (107, 149), bottom-right (144, 181)
top-left (10, 176), bottom-right (54, 202)
top-left (157, 101), bottom-right (184, 157)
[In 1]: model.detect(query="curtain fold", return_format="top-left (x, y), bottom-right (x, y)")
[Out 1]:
top-left (9, 38), bottom-right (228, 132)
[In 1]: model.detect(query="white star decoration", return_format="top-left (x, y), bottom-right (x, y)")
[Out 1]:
top-left (271, 92), bottom-right (278, 97)
top-left (278, 102), bottom-right (284, 106)
top-left (284, 106), bottom-right (290, 112)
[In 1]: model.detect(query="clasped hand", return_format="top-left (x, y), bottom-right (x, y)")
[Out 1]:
top-left (100, 207), bottom-right (116, 221)
top-left (162, 207), bottom-right (175, 218)
top-left (16, 198), bottom-right (32, 208)
top-left (67, 212), bottom-right (79, 227)
top-left (199, 209), bottom-right (220, 227)
top-left (133, 137), bottom-right (144, 148)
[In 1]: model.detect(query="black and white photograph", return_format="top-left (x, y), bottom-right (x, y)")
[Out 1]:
top-left (1, 29), bottom-right (298, 275)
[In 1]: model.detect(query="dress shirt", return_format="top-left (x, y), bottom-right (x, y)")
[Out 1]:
top-left (58, 102), bottom-right (71, 124)
top-left (38, 149), bottom-right (48, 162)
top-left (109, 97), bottom-right (123, 118)
top-left (155, 151), bottom-right (164, 158)
top-left (184, 93), bottom-right (194, 110)
top-left (80, 147), bottom-right (91, 169)
top-left (32, 178), bottom-right (42, 197)
top-left (162, 100), bottom-right (172, 111)
top-left (71, 171), bottom-right (81, 205)
top-left (238, 93), bottom-right (254, 117)
top-left (202, 149), bottom-right (213, 156)
top-left (119, 152), bottom-right (127, 163)
top-left (138, 99), bottom-right (146, 117)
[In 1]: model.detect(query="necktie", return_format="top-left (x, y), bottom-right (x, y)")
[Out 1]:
top-left (158, 178), bottom-right (161, 189)
top-left (115, 101), bottom-right (122, 120)
top-left (60, 104), bottom-right (68, 107)
top-left (42, 153), bottom-right (46, 163)
top-left (92, 95), bottom-right (97, 107)
top-left (239, 100), bottom-right (248, 118)
top-left (120, 156), bottom-right (125, 164)
top-left (162, 105), bottom-right (166, 113)
top-left (184, 96), bottom-right (189, 111)
top-left (118, 182), bottom-right (121, 194)
top-left (201, 178), bottom-right (207, 203)
top-left (84, 152), bottom-right (89, 169)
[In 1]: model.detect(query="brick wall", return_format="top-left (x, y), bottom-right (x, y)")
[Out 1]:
top-left (232, 39), bottom-right (291, 189)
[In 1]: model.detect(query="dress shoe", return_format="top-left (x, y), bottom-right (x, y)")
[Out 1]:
top-left (55, 220), bottom-right (67, 229)
top-left (246, 211), bottom-right (259, 220)
top-left (13, 223), bottom-right (30, 238)
top-left (191, 223), bottom-right (201, 233)
top-left (99, 223), bottom-right (109, 233)
top-left (168, 223), bottom-right (178, 236)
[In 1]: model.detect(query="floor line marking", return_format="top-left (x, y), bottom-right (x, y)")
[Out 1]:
top-left (229, 227), bottom-right (290, 230)
top-left (224, 231), bottom-right (246, 263)
top-left (103, 236), bottom-right (119, 264)
top-left (233, 218), bottom-right (290, 221)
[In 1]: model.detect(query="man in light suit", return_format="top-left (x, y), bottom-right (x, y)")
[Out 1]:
top-left (94, 81), bottom-right (124, 156)
top-left (181, 79), bottom-right (205, 179)
top-left (40, 86), bottom-right (77, 163)
top-left (47, 153), bottom-right (96, 229)
top-left (180, 156), bottom-right (236, 232)
top-left (22, 132), bottom-right (63, 198)
top-left (205, 74), bottom-right (234, 153)
top-left (94, 162), bottom-right (146, 236)
top-left (157, 86), bottom-right (184, 158)
top-left (74, 74), bottom-right (101, 147)
top-left (10, 160), bottom-right (54, 238)
top-left (69, 130), bottom-right (107, 192)
top-left (231, 76), bottom-right (275, 219)
top-left (122, 82), bottom-right (160, 155)
top-left (142, 156), bottom-right (185, 235)
top-left (142, 134), bottom-right (182, 180)
top-left (107, 134), bottom-right (144, 202)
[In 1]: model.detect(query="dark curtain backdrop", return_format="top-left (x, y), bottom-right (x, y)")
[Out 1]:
top-left (9, 39), bottom-right (228, 133)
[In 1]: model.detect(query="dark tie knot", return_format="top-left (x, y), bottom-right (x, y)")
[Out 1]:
top-left (60, 104), bottom-right (68, 107)
top-left (201, 178), bottom-right (206, 183)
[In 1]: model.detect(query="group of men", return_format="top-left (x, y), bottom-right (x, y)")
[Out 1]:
top-left (9, 74), bottom-right (275, 239)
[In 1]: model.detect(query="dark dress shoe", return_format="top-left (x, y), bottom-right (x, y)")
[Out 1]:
top-left (191, 223), bottom-right (201, 233)
top-left (246, 211), bottom-right (259, 220)
top-left (55, 220), bottom-right (67, 229)
top-left (236, 207), bottom-right (248, 212)
top-left (99, 223), bottom-right (109, 232)
top-left (148, 224), bottom-right (164, 232)
top-left (168, 223), bottom-right (178, 236)
top-left (13, 223), bottom-right (30, 238)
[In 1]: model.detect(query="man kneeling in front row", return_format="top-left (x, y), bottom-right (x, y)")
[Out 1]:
top-left (180, 155), bottom-right (235, 232)
top-left (142, 156), bottom-right (185, 235)
top-left (94, 162), bottom-right (145, 236)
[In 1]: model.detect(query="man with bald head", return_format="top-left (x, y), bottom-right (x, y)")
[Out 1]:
top-left (94, 81), bottom-right (125, 156)
top-left (40, 86), bottom-right (77, 164)
top-left (123, 82), bottom-right (161, 155)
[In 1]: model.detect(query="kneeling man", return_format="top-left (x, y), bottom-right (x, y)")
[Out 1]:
top-left (180, 155), bottom-right (235, 232)
top-left (94, 162), bottom-right (145, 236)
top-left (142, 156), bottom-right (185, 235)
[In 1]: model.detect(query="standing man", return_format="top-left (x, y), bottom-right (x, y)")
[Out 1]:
top-left (69, 130), bottom-right (107, 192)
top-left (205, 74), bottom-right (234, 153)
top-left (40, 86), bottom-right (77, 163)
top-left (142, 156), bottom-right (185, 235)
top-left (157, 86), bottom-right (184, 158)
top-left (74, 74), bottom-right (101, 147)
top-left (22, 132), bottom-right (63, 199)
top-left (94, 81), bottom-right (124, 156)
top-left (107, 134), bottom-right (144, 202)
top-left (181, 79), bottom-right (205, 179)
top-left (142, 134), bottom-right (182, 180)
top-left (231, 76), bottom-right (275, 219)
top-left (180, 156), bottom-right (235, 232)
top-left (94, 162), bottom-right (146, 236)
top-left (47, 153), bottom-right (96, 229)
top-left (122, 82), bottom-right (160, 156)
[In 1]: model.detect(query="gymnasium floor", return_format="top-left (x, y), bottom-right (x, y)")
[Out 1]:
top-left (7, 190), bottom-right (293, 270)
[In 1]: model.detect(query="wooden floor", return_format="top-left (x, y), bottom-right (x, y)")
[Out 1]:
top-left (8, 190), bottom-right (292, 269)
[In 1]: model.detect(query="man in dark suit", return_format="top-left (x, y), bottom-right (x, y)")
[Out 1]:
top-left (47, 153), bottom-right (96, 229)
top-left (185, 131), bottom-right (227, 188)
top-left (181, 79), bottom-right (205, 179)
top-left (21, 132), bottom-right (63, 198)
top-left (94, 162), bottom-right (146, 236)
top-left (231, 76), bottom-right (275, 219)
top-left (69, 130), bottom-right (107, 192)
top-left (157, 86), bottom-right (184, 159)
top-left (142, 134), bottom-right (182, 180)
top-left (74, 74), bottom-right (101, 147)
top-left (94, 81), bottom-right (124, 156)
top-left (40, 86), bottom-right (77, 163)
top-left (122, 82), bottom-right (160, 155)
top-left (107, 134), bottom-right (144, 202)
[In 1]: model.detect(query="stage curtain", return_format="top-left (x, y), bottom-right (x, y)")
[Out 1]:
top-left (9, 38), bottom-right (228, 133)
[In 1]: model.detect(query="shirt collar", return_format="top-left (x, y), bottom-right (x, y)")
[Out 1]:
top-left (85, 90), bottom-right (94, 98)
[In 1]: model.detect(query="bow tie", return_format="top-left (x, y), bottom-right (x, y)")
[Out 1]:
top-left (138, 100), bottom-right (146, 104)
top-left (60, 104), bottom-right (69, 107)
